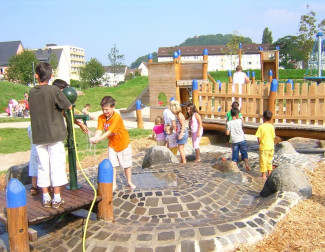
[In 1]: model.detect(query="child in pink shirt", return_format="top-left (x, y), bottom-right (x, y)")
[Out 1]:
top-left (152, 116), bottom-right (166, 146)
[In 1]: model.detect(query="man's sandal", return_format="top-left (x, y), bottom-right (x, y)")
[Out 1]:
top-left (30, 186), bottom-right (39, 195)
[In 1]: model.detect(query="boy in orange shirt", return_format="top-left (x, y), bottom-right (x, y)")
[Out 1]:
top-left (89, 96), bottom-right (136, 190)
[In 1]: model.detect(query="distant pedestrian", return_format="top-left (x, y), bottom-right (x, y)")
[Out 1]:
top-left (255, 110), bottom-right (275, 180)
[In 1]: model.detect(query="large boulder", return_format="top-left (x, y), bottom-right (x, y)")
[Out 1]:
top-left (260, 163), bottom-right (312, 198)
top-left (274, 141), bottom-right (297, 156)
top-left (142, 146), bottom-right (179, 168)
top-left (5, 162), bottom-right (31, 185)
top-left (212, 160), bottom-right (240, 173)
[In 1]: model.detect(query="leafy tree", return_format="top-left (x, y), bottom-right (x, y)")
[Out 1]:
top-left (262, 27), bottom-right (273, 44)
top-left (226, 31), bottom-right (251, 69)
top-left (79, 58), bottom-right (105, 88)
top-left (273, 35), bottom-right (303, 69)
top-left (108, 44), bottom-right (125, 84)
top-left (179, 33), bottom-right (252, 46)
top-left (6, 50), bottom-right (39, 85)
top-left (130, 52), bottom-right (157, 69)
top-left (298, 6), bottom-right (325, 68)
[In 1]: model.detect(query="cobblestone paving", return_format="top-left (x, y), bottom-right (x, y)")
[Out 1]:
top-left (0, 141), bottom-right (323, 252)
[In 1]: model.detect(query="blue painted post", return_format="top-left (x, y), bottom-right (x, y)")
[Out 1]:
top-left (228, 70), bottom-right (232, 83)
top-left (136, 100), bottom-right (143, 129)
top-left (238, 43), bottom-right (242, 66)
top-left (6, 178), bottom-right (29, 251)
top-left (247, 71), bottom-right (250, 80)
top-left (252, 71), bottom-right (256, 83)
top-left (192, 79), bottom-right (199, 109)
top-left (269, 70), bottom-right (273, 83)
top-left (287, 79), bottom-right (294, 90)
top-left (148, 54), bottom-right (153, 63)
top-left (203, 49), bottom-right (208, 80)
top-left (97, 159), bottom-right (114, 222)
top-left (177, 49), bottom-right (181, 60)
top-left (174, 51), bottom-right (181, 102)
top-left (267, 79), bottom-right (278, 123)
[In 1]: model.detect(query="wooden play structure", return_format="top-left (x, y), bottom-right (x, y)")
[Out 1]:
top-left (260, 48), bottom-right (279, 81)
top-left (147, 49), bottom-right (325, 140)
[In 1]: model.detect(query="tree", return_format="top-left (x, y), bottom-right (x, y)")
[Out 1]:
top-left (298, 6), bottom-right (325, 68)
top-left (49, 53), bottom-right (59, 77)
top-left (79, 58), bottom-right (105, 88)
top-left (108, 44), bottom-right (125, 85)
top-left (273, 36), bottom-right (303, 69)
top-left (130, 52), bottom-right (157, 69)
top-left (226, 31), bottom-right (250, 69)
top-left (262, 27), bottom-right (273, 44)
top-left (6, 51), bottom-right (39, 85)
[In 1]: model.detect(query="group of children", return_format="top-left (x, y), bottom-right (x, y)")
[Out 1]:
top-left (225, 101), bottom-right (275, 180)
top-left (152, 101), bottom-right (203, 164)
top-left (29, 62), bottom-right (275, 209)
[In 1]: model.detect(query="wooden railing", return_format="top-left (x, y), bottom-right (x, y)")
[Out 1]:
top-left (197, 81), bottom-right (325, 127)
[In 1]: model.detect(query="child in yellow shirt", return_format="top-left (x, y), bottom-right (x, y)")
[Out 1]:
top-left (255, 110), bottom-right (275, 180)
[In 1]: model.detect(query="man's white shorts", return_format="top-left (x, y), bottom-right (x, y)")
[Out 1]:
top-left (35, 141), bottom-right (68, 187)
top-left (108, 144), bottom-right (132, 169)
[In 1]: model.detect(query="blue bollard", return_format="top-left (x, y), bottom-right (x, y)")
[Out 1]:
top-left (6, 178), bottom-right (29, 251)
top-left (97, 159), bottom-right (114, 221)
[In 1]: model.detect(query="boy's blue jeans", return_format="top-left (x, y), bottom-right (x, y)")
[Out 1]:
top-left (232, 140), bottom-right (248, 162)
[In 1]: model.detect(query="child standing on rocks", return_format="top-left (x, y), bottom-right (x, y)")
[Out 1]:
top-left (89, 96), bottom-right (136, 191)
top-left (255, 110), bottom-right (275, 180)
top-left (225, 108), bottom-right (250, 171)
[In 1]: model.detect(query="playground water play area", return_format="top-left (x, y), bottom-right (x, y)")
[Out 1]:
top-left (0, 34), bottom-right (325, 251)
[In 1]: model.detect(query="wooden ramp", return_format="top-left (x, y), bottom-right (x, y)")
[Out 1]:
top-left (120, 86), bottom-right (149, 114)
top-left (0, 185), bottom-right (100, 225)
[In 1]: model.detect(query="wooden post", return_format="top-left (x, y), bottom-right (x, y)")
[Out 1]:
top-left (192, 79), bottom-right (199, 109)
top-left (252, 71), bottom-right (256, 83)
top-left (97, 159), bottom-right (114, 222)
top-left (177, 49), bottom-right (181, 60)
top-left (238, 43), bottom-right (242, 66)
top-left (260, 48), bottom-right (264, 81)
top-left (136, 100), bottom-right (143, 129)
top-left (148, 54), bottom-right (153, 63)
top-left (267, 79), bottom-right (278, 123)
top-left (287, 79), bottom-right (294, 90)
top-left (228, 70), bottom-right (232, 83)
top-left (202, 49), bottom-right (208, 81)
top-left (275, 47), bottom-right (279, 80)
top-left (174, 51), bottom-right (181, 102)
top-left (6, 178), bottom-right (30, 252)
top-left (268, 70), bottom-right (273, 83)
top-left (246, 71), bottom-right (250, 81)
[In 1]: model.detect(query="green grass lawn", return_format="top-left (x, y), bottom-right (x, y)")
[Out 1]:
top-left (0, 77), bottom-right (148, 114)
top-left (0, 127), bottom-right (151, 154)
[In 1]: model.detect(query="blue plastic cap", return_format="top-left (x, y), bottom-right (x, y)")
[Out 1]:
top-left (269, 70), bottom-right (273, 76)
top-left (270, 79), bottom-right (278, 92)
top-left (192, 79), bottom-right (198, 90)
top-left (148, 54), bottom-right (153, 60)
top-left (170, 97), bottom-right (175, 101)
top-left (6, 178), bottom-right (26, 208)
top-left (228, 70), bottom-right (232, 77)
top-left (276, 46), bottom-right (279, 51)
top-left (246, 71), bottom-right (250, 77)
top-left (203, 49), bottom-right (208, 55)
top-left (317, 32), bottom-right (323, 37)
top-left (136, 100), bottom-right (142, 110)
top-left (252, 71), bottom-right (255, 77)
top-left (98, 159), bottom-right (113, 183)
top-left (239, 43), bottom-right (242, 49)
top-left (259, 46), bottom-right (262, 51)
top-left (177, 49), bottom-right (181, 56)
top-left (173, 51), bottom-right (178, 59)
top-left (286, 79), bottom-right (293, 84)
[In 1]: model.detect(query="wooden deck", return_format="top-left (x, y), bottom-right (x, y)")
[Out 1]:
top-left (0, 185), bottom-right (101, 226)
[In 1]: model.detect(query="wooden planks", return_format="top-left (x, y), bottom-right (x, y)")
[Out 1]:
top-left (0, 185), bottom-right (101, 226)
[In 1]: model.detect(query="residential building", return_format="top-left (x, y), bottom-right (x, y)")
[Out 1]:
top-left (0, 41), bottom-right (24, 79)
top-left (138, 62), bottom-right (148, 76)
top-left (158, 44), bottom-right (271, 71)
top-left (31, 48), bottom-right (70, 83)
top-left (33, 44), bottom-right (86, 81)
top-left (102, 66), bottom-right (127, 86)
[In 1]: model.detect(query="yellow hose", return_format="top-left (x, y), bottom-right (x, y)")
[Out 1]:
top-left (70, 109), bottom-right (97, 252)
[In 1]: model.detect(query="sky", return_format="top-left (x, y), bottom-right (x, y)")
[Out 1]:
top-left (2, 0), bottom-right (325, 66)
